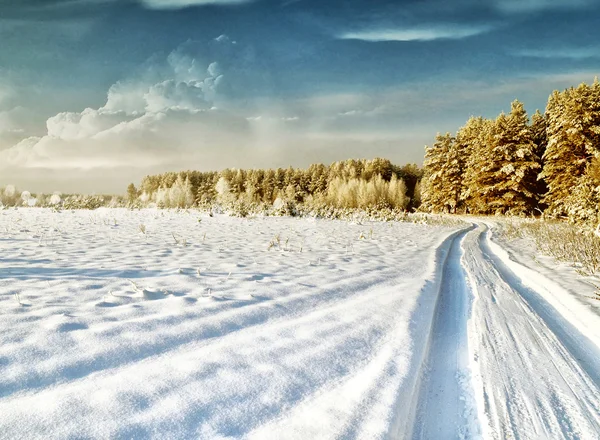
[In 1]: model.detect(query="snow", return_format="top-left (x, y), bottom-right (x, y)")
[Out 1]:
top-left (462, 223), bottom-right (600, 439)
top-left (1, 209), bottom-right (599, 439)
top-left (0, 208), bottom-right (459, 439)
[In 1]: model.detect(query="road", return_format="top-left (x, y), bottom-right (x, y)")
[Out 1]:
top-left (411, 223), bottom-right (600, 440)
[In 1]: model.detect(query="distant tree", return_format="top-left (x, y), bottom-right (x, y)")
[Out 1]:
top-left (127, 183), bottom-right (138, 204)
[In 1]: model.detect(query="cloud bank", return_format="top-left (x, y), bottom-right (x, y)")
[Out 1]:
top-left (0, 36), bottom-right (256, 174)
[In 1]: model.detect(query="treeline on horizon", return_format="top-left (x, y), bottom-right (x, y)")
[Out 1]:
top-left (421, 79), bottom-right (600, 225)
top-left (130, 158), bottom-right (423, 215)
top-left (2, 79), bottom-right (598, 224)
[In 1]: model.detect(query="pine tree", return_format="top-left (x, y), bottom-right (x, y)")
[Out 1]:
top-left (530, 109), bottom-right (548, 208)
top-left (459, 116), bottom-right (492, 213)
top-left (491, 101), bottom-right (540, 214)
top-left (542, 81), bottom-right (600, 221)
top-left (421, 133), bottom-right (457, 212)
top-left (463, 102), bottom-right (539, 215)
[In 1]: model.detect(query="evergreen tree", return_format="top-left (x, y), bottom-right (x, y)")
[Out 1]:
top-left (489, 101), bottom-right (540, 214)
top-left (530, 109), bottom-right (548, 208)
top-left (460, 116), bottom-right (495, 214)
top-left (542, 81), bottom-right (600, 220)
top-left (421, 133), bottom-right (460, 213)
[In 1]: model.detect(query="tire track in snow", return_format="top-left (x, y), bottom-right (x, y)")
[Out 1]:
top-left (410, 225), bottom-right (480, 440)
top-left (462, 224), bottom-right (600, 440)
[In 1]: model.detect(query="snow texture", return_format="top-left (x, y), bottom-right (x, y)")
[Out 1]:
top-left (1, 209), bottom-right (599, 439)
top-left (0, 209), bottom-right (456, 439)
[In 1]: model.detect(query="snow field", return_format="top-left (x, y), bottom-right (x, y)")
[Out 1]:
top-left (0, 208), bottom-right (459, 439)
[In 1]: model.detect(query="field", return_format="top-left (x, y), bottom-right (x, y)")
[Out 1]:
top-left (1, 209), bottom-right (599, 439)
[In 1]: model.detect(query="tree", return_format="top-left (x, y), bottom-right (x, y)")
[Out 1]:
top-left (460, 116), bottom-right (495, 214)
top-left (486, 101), bottom-right (540, 215)
top-left (127, 183), bottom-right (138, 204)
top-left (421, 133), bottom-right (461, 213)
top-left (530, 109), bottom-right (548, 208)
top-left (461, 102), bottom-right (540, 215)
top-left (542, 81), bottom-right (600, 221)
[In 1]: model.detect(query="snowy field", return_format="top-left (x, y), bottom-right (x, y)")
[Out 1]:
top-left (1, 209), bottom-right (599, 439)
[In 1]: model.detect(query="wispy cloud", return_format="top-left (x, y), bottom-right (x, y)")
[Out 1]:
top-left (513, 47), bottom-right (600, 60)
top-left (494, 0), bottom-right (592, 13)
top-left (140, 0), bottom-right (255, 9)
top-left (338, 24), bottom-right (493, 42)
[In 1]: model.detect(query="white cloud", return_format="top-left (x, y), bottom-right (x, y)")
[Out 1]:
top-left (494, 0), bottom-right (592, 13)
top-left (144, 80), bottom-right (212, 112)
top-left (140, 0), bottom-right (255, 9)
top-left (0, 36), bottom-right (254, 172)
top-left (513, 47), bottom-right (600, 60)
top-left (46, 108), bottom-right (135, 141)
top-left (339, 25), bottom-right (492, 42)
top-left (2, 109), bottom-right (251, 170)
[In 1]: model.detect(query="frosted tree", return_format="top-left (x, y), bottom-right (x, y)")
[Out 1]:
top-left (542, 80), bottom-right (600, 221)
top-left (387, 174), bottom-right (409, 210)
top-left (155, 186), bottom-right (171, 208)
top-left (127, 183), bottom-right (138, 204)
top-left (50, 192), bottom-right (62, 205)
top-left (460, 116), bottom-right (495, 214)
top-left (488, 101), bottom-right (540, 214)
top-left (167, 175), bottom-right (194, 208)
top-left (530, 109), bottom-right (548, 203)
top-left (215, 175), bottom-right (234, 206)
top-left (421, 133), bottom-right (459, 213)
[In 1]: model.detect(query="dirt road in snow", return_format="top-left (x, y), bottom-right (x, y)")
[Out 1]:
top-left (415, 223), bottom-right (600, 440)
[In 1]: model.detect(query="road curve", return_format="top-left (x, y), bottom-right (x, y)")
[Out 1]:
top-left (410, 222), bottom-right (600, 440)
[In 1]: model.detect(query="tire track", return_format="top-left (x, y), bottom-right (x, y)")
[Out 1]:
top-left (410, 225), bottom-right (479, 440)
top-left (462, 224), bottom-right (600, 439)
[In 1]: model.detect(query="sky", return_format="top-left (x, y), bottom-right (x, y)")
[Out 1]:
top-left (0, 0), bottom-right (599, 193)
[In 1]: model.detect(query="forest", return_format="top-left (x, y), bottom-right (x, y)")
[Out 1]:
top-left (421, 79), bottom-right (600, 225)
top-left (128, 158), bottom-right (422, 216)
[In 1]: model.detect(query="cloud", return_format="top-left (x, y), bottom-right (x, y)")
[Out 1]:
top-left (2, 109), bottom-right (251, 170)
top-left (0, 35), bottom-right (254, 173)
top-left (493, 0), bottom-right (592, 13)
top-left (513, 47), bottom-right (600, 60)
top-left (139, 0), bottom-right (255, 9)
top-left (338, 24), bottom-right (492, 42)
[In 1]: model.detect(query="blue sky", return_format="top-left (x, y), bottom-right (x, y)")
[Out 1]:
top-left (0, 0), bottom-right (599, 192)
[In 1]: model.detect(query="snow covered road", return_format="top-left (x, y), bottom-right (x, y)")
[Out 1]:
top-left (462, 225), bottom-right (600, 439)
top-left (1, 209), bottom-right (599, 439)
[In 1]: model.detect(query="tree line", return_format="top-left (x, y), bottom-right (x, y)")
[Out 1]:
top-left (421, 79), bottom-right (600, 224)
top-left (130, 158), bottom-right (422, 213)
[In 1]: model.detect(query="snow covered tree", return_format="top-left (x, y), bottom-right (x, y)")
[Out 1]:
top-left (215, 175), bottom-right (235, 206)
top-left (461, 117), bottom-right (495, 213)
top-left (542, 80), bottom-right (600, 221)
top-left (463, 102), bottom-right (540, 215)
top-left (530, 109), bottom-right (548, 206)
top-left (170, 176), bottom-right (195, 208)
top-left (490, 101), bottom-right (540, 214)
top-left (127, 183), bottom-right (138, 204)
top-left (421, 133), bottom-right (463, 213)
